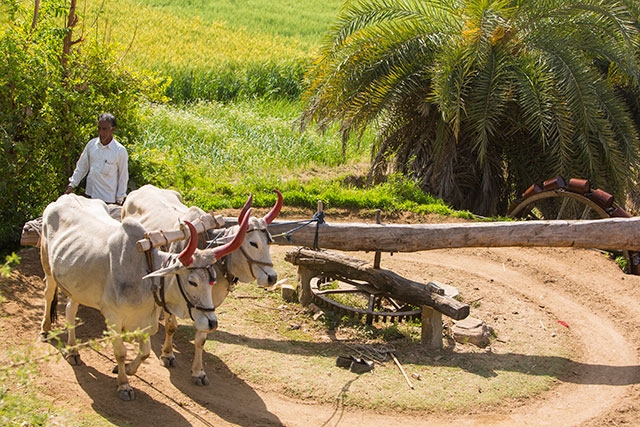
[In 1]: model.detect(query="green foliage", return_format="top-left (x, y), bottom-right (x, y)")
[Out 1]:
top-left (0, 253), bottom-right (19, 279)
top-left (615, 254), bottom-right (629, 273)
top-left (0, 349), bottom-right (54, 426)
top-left (0, 326), bottom-right (150, 426)
top-left (129, 99), bottom-right (364, 196)
top-left (301, 0), bottom-right (640, 216)
top-left (0, 0), bottom-right (167, 252)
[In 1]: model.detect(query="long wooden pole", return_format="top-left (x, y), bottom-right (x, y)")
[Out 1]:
top-left (261, 217), bottom-right (640, 252)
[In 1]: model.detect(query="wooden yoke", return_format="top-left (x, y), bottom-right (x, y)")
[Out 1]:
top-left (136, 213), bottom-right (224, 252)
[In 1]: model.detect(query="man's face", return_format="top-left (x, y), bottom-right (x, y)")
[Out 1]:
top-left (98, 120), bottom-right (115, 145)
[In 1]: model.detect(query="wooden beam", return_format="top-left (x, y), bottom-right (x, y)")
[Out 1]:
top-left (264, 217), bottom-right (640, 252)
top-left (285, 248), bottom-right (469, 320)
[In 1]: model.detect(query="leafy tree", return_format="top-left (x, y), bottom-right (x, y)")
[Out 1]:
top-left (0, 0), bottom-right (166, 252)
top-left (301, 0), bottom-right (640, 216)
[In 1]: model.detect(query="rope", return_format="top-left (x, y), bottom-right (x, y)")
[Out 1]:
top-left (270, 211), bottom-right (325, 249)
top-left (203, 211), bottom-right (326, 249)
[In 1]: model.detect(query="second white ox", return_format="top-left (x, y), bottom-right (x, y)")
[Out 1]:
top-left (122, 184), bottom-right (282, 385)
top-left (39, 194), bottom-right (250, 400)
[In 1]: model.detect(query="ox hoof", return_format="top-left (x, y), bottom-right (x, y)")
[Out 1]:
top-left (192, 375), bottom-right (210, 386)
top-left (65, 353), bottom-right (82, 366)
top-left (38, 331), bottom-right (49, 342)
top-left (117, 386), bottom-right (136, 401)
top-left (160, 356), bottom-right (177, 368)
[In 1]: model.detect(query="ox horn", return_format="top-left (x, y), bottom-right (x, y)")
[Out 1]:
top-left (238, 193), bottom-right (253, 226)
top-left (213, 208), bottom-right (251, 260)
top-left (262, 189), bottom-right (283, 224)
top-left (178, 221), bottom-right (199, 266)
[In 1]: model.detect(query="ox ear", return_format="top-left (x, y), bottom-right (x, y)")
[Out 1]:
top-left (213, 208), bottom-right (251, 260)
top-left (238, 193), bottom-right (253, 225)
top-left (262, 189), bottom-right (282, 224)
top-left (143, 257), bottom-right (184, 279)
top-left (143, 264), bottom-right (177, 279)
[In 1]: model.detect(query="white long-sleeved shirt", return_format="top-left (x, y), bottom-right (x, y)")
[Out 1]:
top-left (68, 137), bottom-right (129, 204)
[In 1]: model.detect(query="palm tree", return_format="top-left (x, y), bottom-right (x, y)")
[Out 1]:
top-left (301, 0), bottom-right (640, 216)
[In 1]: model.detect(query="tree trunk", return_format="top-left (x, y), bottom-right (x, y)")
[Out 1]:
top-left (61, 0), bottom-right (79, 77)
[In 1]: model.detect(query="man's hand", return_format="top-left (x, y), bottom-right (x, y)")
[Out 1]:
top-left (64, 185), bottom-right (74, 195)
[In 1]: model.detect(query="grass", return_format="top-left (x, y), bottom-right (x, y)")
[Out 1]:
top-left (0, 345), bottom-right (88, 426)
top-left (84, 0), bottom-right (316, 68)
top-left (128, 100), bottom-right (475, 219)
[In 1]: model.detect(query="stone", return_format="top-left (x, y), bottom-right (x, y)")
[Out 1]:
top-left (452, 316), bottom-right (493, 348)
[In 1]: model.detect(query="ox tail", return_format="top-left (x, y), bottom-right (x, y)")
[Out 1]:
top-left (50, 291), bottom-right (58, 324)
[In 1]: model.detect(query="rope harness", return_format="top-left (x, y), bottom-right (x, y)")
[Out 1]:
top-left (206, 227), bottom-right (276, 283)
top-left (147, 256), bottom-right (217, 320)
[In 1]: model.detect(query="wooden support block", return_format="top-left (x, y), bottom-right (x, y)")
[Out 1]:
top-left (281, 283), bottom-right (297, 303)
top-left (136, 239), bottom-right (152, 252)
top-left (543, 176), bottom-right (566, 191)
top-left (567, 178), bottom-right (590, 193)
top-left (522, 183), bottom-right (542, 199)
top-left (421, 306), bottom-right (443, 350)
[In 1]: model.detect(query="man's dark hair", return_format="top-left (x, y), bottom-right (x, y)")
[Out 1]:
top-left (98, 113), bottom-right (116, 127)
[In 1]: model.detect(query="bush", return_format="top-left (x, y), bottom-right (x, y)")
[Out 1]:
top-left (0, 0), bottom-right (167, 253)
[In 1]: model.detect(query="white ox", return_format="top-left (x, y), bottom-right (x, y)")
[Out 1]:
top-left (122, 184), bottom-right (282, 385)
top-left (39, 194), bottom-right (250, 400)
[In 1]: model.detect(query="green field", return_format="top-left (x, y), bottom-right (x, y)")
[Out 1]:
top-left (82, 0), bottom-right (342, 101)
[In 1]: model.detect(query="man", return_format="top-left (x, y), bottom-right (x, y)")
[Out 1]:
top-left (65, 113), bottom-right (129, 205)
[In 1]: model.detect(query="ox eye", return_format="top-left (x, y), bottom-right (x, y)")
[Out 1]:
top-left (250, 241), bottom-right (259, 248)
top-left (188, 280), bottom-right (198, 287)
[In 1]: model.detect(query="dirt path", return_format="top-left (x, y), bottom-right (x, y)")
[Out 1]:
top-left (3, 240), bottom-right (640, 426)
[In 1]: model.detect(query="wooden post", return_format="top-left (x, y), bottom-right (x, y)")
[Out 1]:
top-left (297, 266), bottom-right (315, 307)
top-left (421, 306), bottom-right (443, 350)
top-left (373, 209), bottom-right (382, 269)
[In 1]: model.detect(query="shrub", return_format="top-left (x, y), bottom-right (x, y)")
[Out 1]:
top-left (0, 0), bottom-right (167, 253)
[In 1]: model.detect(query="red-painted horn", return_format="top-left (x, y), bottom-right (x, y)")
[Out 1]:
top-left (214, 209), bottom-right (251, 260)
top-left (238, 193), bottom-right (253, 226)
top-left (178, 221), bottom-right (198, 266)
top-left (262, 189), bottom-right (283, 224)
